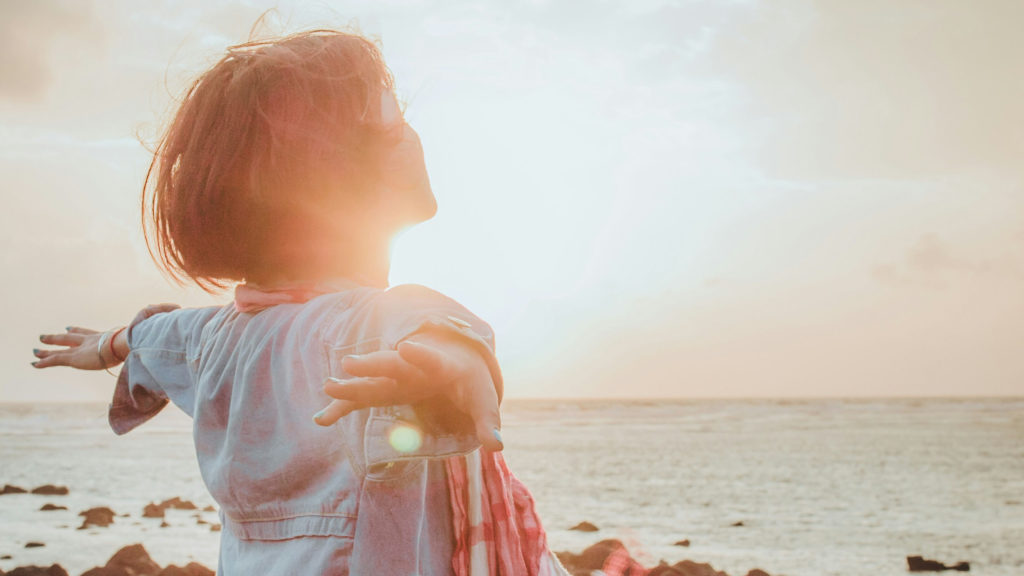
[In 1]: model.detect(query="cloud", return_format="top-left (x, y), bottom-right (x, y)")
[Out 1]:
top-left (871, 232), bottom-right (1022, 289)
top-left (701, 0), bottom-right (1024, 181)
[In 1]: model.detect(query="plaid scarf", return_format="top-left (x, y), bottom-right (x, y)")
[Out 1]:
top-left (446, 449), bottom-right (570, 576)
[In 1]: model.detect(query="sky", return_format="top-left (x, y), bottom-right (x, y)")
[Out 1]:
top-left (2, 0), bottom-right (1022, 402)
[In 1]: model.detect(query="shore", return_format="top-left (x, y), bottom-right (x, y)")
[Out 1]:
top-left (3, 400), bottom-right (1015, 575)
top-left (1, 483), bottom-right (975, 576)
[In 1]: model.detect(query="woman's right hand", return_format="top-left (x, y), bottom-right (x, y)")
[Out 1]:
top-left (34, 326), bottom-right (110, 370)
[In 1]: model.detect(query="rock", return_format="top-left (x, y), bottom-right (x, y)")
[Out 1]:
top-left (23, 543), bottom-right (44, 549)
top-left (907, 556), bottom-right (970, 572)
top-left (160, 521), bottom-right (170, 528)
top-left (746, 570), bottom-right (772, 576)
top-left (157, 563), bottom-right (214, 576)
top-left (78, 507), bottom-right (116, 529)
top-left (568, 521), bottom-right (599, 532)
top-left (649, 565), bottom-right (688, 576)
top-left (5, 566), bottom-right (69, 576)
top-left (671, 560), bottom-right (729, 576)
top-left (39, 504), bottom-right (67, 511)
top-left (1, 554), bottom-right (11, 559)
top-left (81, 544), bottom-right (161, 576)
top-left (142, 503), bottom-right (165, 518)
top-left (143, 498), bottom-right (197, 520)
top-left (557, 539), bottom-right (632, 574)
top-left (1, 485), bottom-right (27, 495)
top-left (209, 524), bottom-right (221, 532)
top-left (29, 485), bottom-right (68, 496)
top-left (160, 497), bottom-right (197, 511)
top-left (201, 505), bottom-right (215, 512)
top-left (673, 539), bottom-right (691, 547)
top-left (730, 521), bottom-right (744, 527)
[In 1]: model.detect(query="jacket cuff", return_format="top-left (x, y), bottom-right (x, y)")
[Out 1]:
top-left (106, 306), bottom-right (172, 435)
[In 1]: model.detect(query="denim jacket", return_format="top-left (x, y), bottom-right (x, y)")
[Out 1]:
top-left (108, 283), bottom-right (503, 576)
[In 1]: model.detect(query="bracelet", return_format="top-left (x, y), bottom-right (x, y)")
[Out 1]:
top-left (96, 330), bottom-right (119, 377)
top-left (109, 326), bottom-right (127, 363)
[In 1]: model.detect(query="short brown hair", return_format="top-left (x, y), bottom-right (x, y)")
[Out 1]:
top-left (142, 29), bottom-right (403, 292)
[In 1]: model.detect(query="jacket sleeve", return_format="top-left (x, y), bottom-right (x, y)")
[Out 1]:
top-left (377, 284), bottom-right (503, 403)
top-left (348, 284), bottom-right (503, 474)
top-left (108, 304), bottom-right (221, 435)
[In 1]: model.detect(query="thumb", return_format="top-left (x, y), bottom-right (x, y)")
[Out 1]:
top-left (464, 377), bottom-right (503, 452)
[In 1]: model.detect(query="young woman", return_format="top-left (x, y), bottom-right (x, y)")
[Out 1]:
top-left (33, 29), bottom-right (568, 576)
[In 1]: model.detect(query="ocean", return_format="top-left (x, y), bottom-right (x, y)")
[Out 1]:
top-left (1, 398), bottom-right (1022, 576)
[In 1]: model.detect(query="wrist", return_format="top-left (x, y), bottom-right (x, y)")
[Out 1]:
top-left (110, 326), bottom-right (128, 364)
top-left (97, 327), bottom-right (128, 369)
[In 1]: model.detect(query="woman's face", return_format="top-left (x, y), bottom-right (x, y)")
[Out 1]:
top-left (375, 90), bottom-right (437, 229)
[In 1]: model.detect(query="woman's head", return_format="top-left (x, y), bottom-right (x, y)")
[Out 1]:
top-left (143, 29), bottom-right (434, 291)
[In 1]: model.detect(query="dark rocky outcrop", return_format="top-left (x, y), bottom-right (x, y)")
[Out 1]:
top-left (670, 560), bottom-right (729, 576)
top-left (29, 485), bottom-right (68, 496)
top-left (568, 521), bottom-right (599, 532)
top-left (5, 566), bottom-right (68, 576)
top-left (23, 543), bottom-right (44, 549)
top-left (141, 504), bottom-right (164, 519)
top-left (649, 564), bottom-right (688, 576)
top-left (156, 563), bottom-right (214, 576)
top-left (1, 485), bottom-right (28, 495)
top-left (160, 497), bottom-right (197, 511)
top-left (557, 539), bottom-right (766, 576)
top-left (78, 507), bottom-right (116, 529)
top-left (78, 545), bottom-right (213, 576)
top-left (142, 497), bottom-right (198, 520)
top-left (673, 539), bottom-right (691, 547)
top-left (556, 539), bottom-right (650, 576)
top-left (907, 556), bottom-right (970, 572)
top-left (81, 544), bottom-right (161, 576)
top-left (39, 504), bottom-right (67, 512)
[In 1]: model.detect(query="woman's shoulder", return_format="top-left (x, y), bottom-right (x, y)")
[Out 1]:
top-left (373, 283), bottom-right (480, 320)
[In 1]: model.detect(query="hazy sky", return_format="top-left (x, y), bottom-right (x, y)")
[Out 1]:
top-left (3, 0), bottom-right (1022, 402)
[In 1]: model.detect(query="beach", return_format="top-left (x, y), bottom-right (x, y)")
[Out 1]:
top-left (1, 398), bottom-right (1022, 575)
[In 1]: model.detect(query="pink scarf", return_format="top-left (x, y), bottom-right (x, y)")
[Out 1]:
top-left (447, 449), bottom-right (568, 576)
top-left (233, 281), bottom-right (566, 576)
top-left (233, 279), bottom-right (363, 313)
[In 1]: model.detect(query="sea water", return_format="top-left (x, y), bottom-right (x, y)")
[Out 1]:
top-left (1, 398), bottom-right (1022, 576)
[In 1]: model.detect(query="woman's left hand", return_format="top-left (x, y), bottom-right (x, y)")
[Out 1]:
top-left (315, 335), bottom-right (503, 451)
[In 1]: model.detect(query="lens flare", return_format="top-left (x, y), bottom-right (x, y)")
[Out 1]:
top-left (389, 424), bottom-right (423, 453)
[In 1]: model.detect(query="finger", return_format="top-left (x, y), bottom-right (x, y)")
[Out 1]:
top-left (66, 326), bottom-right (98, 335)
top-left (323, 376), bottom-right (429, 406)
top-left (397, 340), bottom-right (453, 379)
top-left (312, 399), bottom-right (362, 426)
top-left (460, 378), bottom-right (503, 451)
top-left (32, 352), bottom-right (71, 369)
top-left (341, 351), bottom-right (421, 382)
top-left (39, 333), bottom-right (85, 347)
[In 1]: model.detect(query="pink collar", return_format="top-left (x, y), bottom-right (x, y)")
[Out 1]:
top-left (233, 278), bottom-right (368, 313)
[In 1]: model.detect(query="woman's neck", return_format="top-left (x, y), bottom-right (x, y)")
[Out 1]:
top-left (247, 237), bottom-right (391, 289)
